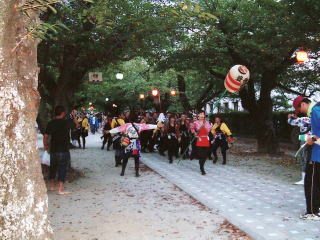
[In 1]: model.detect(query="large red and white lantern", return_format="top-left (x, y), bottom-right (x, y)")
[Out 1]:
top-left (224, 65), bottom-right (250, 93)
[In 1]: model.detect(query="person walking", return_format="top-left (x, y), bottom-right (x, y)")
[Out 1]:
top-left (190, 111), bottom-right (212, 175)
top-left (108, 122), bottom-right (157, 177)
top-left (288, 113), bottom-right (311, 185)
top-left (179, 113), bottom-right (190, 159)
top-left (43, 106), bottom-right (78, 195)
top-left (165, 115), bottom-right (180, 163)
top-left (153, 114), bottom-right (166, 156)
top-left (78, 113), bottom-right (89, 149)
top-left (70, 109), bottom-right (81, 148)
top-left (189, 114), bottom-right (198, 160)
top-left (211, 116), bottom-right (233, 165)
top-left (89, 114), bottom-right (98, 134)
top-left (111, 113), bottom-right (126, 167)
top-left (101, 117), bottom-right (113, 150)
top-left (293, 96), bottom-right (320, 220)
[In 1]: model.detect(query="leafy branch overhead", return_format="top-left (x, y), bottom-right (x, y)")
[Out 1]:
top-left (15, 0), bottom-right (93, 48)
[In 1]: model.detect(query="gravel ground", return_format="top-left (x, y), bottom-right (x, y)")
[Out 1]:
top-left (46, 134), bottom-right (249, 240)
top-left (227, 138), bottom-right (301, 183)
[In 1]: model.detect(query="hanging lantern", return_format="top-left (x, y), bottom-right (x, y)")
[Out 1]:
top-left (224, 65), bottom-right (250, 93)
top-left (152, 88), bottom-right (159, 97)
top-left (139, 94), bottom-right (145, 100)
top-left (296, 50), bottom-right (308, 64)
top-left (170, 89), bottom-right (177, 96)
top-left (116, 73), bottom-right (124, 80)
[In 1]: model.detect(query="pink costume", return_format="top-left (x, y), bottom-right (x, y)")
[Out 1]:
top-left (109, 123), bottom-right (157, 137)
top-left (110, 123), bottom-right (157, 156)
top-left (190, 120), bottom-right (212, 134)
top-left (190, 120), bottom-right (213, 147)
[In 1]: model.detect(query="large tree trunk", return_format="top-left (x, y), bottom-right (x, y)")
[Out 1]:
top-left (37, 66), bottom-right (55, 132)
top-left (240, 71), bottom-right (280, 154)
top-left (54, 83), bottom-right (75, 111)
top-left (0, 1), bottom-right (52, 239)
top-left (37, 97), bottom-right (51, 134)
top-left (177, 74), bottom-right (192, 112)
top-left (255, 72), bottom-right (280, 153)
top-left (52, 67), bottom-right (87, 112)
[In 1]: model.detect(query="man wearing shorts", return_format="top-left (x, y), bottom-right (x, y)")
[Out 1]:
top-left (43, 106), bottom-right (78, 195)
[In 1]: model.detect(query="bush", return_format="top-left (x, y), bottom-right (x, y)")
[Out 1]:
top-left (209, 111), bottom-right (296, 142)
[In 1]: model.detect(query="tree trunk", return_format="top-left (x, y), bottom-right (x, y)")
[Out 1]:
top-left (37, 67), bottom-right (56, 132)
top-left (177, 74), bottom-right (192, 112)
top-left (37, 97), bottom-right (52, 134)
top-left (54, 83), bottom-right (75, 111)
top-left (240, 72), bottom-right (280, 154)
top-left (0, 1), bottom-right (52, 239)
top-left (52, 67), bottom-right (87, 112)
top-left (256, 72), bottom-right (280, 154)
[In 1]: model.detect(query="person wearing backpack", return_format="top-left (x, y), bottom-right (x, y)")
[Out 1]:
top-left (107, 120), bottom-right (157, 177)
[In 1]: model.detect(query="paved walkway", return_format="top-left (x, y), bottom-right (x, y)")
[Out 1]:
top-left (141, 154), bottom-right (319, 240)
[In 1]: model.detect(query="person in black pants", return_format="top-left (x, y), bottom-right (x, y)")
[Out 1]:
top-left (211, 116), bottom-right (232, 165)
top-left (101, 118), bottom-right (112, 150)
top-left (292, 96), bottom-right (320, 220)
top-left (179, 114), bottom-right (190, 159)
top-left (78, 113), bottom-right (89, 149)
top-left (190, 111), bottom-right (212, 175)
top-left (165, 115), bottom-right (180, 163)
top-left (107, 121), bottom-right (157, 177)
top-left (70, 114), bottom-right (81, 148)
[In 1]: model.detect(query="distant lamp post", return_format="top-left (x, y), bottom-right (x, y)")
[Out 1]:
top-left (139, 94), bottom-right (145, 100)
top-left (116, 73), bottom-right (124, 80)
top-left (105, 97), bottom-right (109, 102)
top-left (152, 88), bottom-right (159, 97)
top-left (170, 89), bottom-right (177, 96)
top-left (296, 50), bottom-right (308, 64)
top-left (112, 104), bottom-right (117, 108)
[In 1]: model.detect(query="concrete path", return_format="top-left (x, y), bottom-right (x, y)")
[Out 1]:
top-left (47, 134), bottom-right (245, 240)
top-left (141, 153), bottom-right (320, 240)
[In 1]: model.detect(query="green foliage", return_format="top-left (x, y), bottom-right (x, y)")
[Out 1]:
top-left (38, 0), bottom-right (189, 110)
top-left (29, 22), bottom-right (69, 40)
top-left (74, 58), bottom-right (180, 112)
top-left (37, 0), bottom-right (320, 118)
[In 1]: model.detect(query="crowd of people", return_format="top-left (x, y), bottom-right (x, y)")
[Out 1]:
top-left (43, 95), bottom-right (320, 221)
top-left (99, 110), bottom-right (234, 176)
top-left (43, 107), bottom-right (234, 191)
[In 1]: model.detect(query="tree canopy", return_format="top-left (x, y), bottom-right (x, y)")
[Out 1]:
top-left (37, 0), bottom-right (320, 152)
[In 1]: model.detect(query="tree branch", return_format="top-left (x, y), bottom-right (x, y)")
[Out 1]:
top-left (208, 69), bottom-right (225, 80)
top-left (276, 83), bottom-right (307, 97)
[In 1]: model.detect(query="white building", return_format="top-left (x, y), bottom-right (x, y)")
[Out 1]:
top-left (205, 98), bottom-right (244, 114)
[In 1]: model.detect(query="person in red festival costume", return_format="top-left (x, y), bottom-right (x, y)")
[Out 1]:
top-left (190, 110), bottom-right (213, 175)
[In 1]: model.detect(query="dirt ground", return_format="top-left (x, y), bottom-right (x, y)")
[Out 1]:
top-left (47, 134), bottom-right (249, 240)
top-left (227, 137), bottom-right (301, 183)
